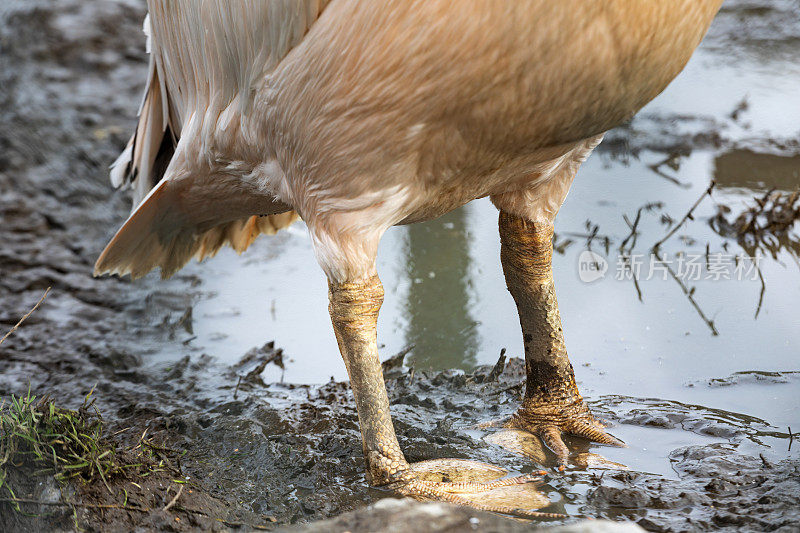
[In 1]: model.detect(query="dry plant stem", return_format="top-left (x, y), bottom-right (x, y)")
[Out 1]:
top-left (652, 179), bottom-right (716, 251)
top-left (499, 212), bottom-right (623, 464)
top-left (0, 287), bottom-right (50, 346)
top-left (162, 484), bottom-right (184, 511)
top-left (654, 250), bottom-right (719, 335)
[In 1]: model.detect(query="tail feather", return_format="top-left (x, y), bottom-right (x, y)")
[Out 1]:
top-left (99, 14), bottom-right (299, 280)
top-left (111, 32), bottom-right (175, 209)
top-left (95, 179), bottom-right (298, 279)
top-left (196, 212), bottom-right (299, 261)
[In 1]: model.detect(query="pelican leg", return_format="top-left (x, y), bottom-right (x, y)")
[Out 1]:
top-left (328, 274), bottom-right (561, 518)
top-left (328, 275), bottom-right (407, 486)
top-left (498, 211), bottom-right (624, 467)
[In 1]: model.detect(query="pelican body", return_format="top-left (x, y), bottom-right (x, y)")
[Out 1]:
top-left (96, 0), bottom-right (722, 513)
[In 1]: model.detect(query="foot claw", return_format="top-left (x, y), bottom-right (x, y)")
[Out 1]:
top-left (539, 426), bottom-right (570, 466)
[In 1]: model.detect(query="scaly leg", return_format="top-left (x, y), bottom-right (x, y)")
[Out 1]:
top-left (328, 274), bottom-right (562, 518)
top-left (498, 211), bottom-right (624, 466)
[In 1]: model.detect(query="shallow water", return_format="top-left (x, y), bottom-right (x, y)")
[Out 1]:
top-left (151, 0), bottom-right (800, 494)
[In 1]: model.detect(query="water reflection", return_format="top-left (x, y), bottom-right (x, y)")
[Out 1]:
top-left (714, 149), bottom-right (800, 191)
top-left (403, 208), bottom-right (479, 370)
top-left (711, 150), bottom-right (800, 262)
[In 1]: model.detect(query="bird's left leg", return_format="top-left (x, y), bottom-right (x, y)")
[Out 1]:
top-left (316, 224), bottom-right (561, 517)
top-left (494, 210), bottom-right (625, 467)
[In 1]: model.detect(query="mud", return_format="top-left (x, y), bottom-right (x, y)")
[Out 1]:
top-left (279, 499), bottom-right (645, 533)
top-left (1, 0), bottom-right (798, 532)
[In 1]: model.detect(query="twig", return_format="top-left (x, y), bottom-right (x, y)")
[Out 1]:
top-left (585, 221), bottom-right (599, 249)
top-left (759, 453), bottom-right (772, 469)
top-left (652, 180), bottom-right (716, 251)
top-left (381, 345), bottom-right (414, 373)
top-left (631, 270), bottom-right (644, 302)
top-left (754, 257), bottom-right (766, 319)
top-left (181, 336), bottom-right (197, 346)
top-left (656, 251), bottom-right (719, 336)
top-left (647, 157), bottom-right (691, 188)
top-left (619, 208), bottom-right (643, 254)
top-left (0, 287), bottom-right (51, 346)
top-left (162, 484), bottom-right (183, 512)
top-left (560, 231), bottom-right (612, 244)
top-left (486, 349), bottom-right (507, 382)
top-left (617, 253), bottom-right (644, 302)
top-left (244, 349), bottom-right (284, 381)
top-left (233, 376), bottom-right (242, 400)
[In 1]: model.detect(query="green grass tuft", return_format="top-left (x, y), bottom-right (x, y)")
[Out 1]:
top-left (0, 387), bottom-right (131, 505)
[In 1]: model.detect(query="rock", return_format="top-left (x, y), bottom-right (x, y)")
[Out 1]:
top-left (278, 498), bottom-right (646, 533)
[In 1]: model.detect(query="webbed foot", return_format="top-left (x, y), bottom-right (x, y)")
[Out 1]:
top-left (385, 458), bottom-right (565, 519)
top-left (485, 401), bottom-right (625, 468)
top-left (486, 428), bottom-right (628, 470)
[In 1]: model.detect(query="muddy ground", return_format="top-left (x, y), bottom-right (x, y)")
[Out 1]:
top-left (1, 0), bottom-right (799, 531)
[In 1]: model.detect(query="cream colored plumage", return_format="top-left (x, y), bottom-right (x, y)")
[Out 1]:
top-left (96, 0), bottom-right (722, 510)
top-left (96, 0), bottom-right (721, 282)
top-left (100, 1), bottom-right (328, 278)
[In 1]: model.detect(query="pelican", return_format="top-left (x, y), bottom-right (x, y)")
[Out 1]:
top-left (96, 0), bottom-right (723, 514)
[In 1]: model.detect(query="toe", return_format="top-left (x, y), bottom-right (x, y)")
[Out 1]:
top-left (407, 458), bottom-right (543, 492)
top-left (408, 458), bottom-right (507, 484)
top-left (539, 426), bottom-right (570, 467)
top-left (590, 417), bottom-right (608, 429)
top-left (485, 429), bottom-right (548, 464)
top-left (564, 419), bottom-right (626, 448)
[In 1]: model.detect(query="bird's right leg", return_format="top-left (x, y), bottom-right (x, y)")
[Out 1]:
top-left (315, 224), bottom-right (562, 518)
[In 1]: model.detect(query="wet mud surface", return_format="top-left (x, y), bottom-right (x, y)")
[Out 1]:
top-left (1, 0), bottom-right (798, 531)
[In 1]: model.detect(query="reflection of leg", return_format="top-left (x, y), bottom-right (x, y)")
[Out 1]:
top-left (405, 210), bottom-right (477, 370)
top-left (498, 211), bottom-right (624, 466)
top-left (320, 225), bottom-right (559, 516)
